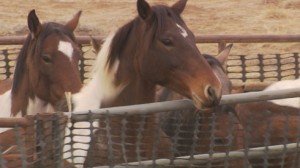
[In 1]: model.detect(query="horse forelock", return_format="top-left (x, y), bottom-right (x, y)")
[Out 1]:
top-left (34, 22), bottom-right (76, 55)
top-left (151, 5), bottom-right (186, 38)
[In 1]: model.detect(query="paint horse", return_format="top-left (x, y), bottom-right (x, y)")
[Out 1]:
top-left (235, 79), bottom-right (300, 168)
top-left (72, 0), bottom-right (222, 166)
top-left (0, 9), bottom-right (82, 131)
top-left (158, 44), bottom-right (246, 167)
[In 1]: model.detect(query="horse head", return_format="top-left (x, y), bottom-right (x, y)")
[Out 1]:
top-left (11, 10), bottom-right (83, 116)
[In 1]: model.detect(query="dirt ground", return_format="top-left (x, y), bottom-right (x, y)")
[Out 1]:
top-left (1, 0), bottom-right (300, 55)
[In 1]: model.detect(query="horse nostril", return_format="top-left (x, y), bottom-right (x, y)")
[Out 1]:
top-left (204, 85), bottom-right (219, 107)
top-left (205, 85), bottom-right (216, 99)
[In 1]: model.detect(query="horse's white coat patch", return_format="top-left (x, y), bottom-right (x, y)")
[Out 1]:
top-left (0, 90), bottom-right (13, 133)
top-left (264, 79), bottom-right (300, 108)
top-left (58, 41), bottom-right (74, 61)
top-left (72, 32), bottom-right (124, 111)
top-left (69, 32), bottom-right (125, 165)
top-left (0, 91), bottom-right (55, 133)
top-left (176, 23), bottom-right (188, 38)
top-left (27, 96), bottom-right (55, 115)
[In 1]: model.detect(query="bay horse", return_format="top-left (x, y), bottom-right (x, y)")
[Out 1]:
top-left (158, 44), bottom-right (247, 167)
top-left (0, 9), bottom-right (82, 132)
top-left (72, 0), bottom-right (222, 166)
top-left (235, 79), bottom-right (300, 168)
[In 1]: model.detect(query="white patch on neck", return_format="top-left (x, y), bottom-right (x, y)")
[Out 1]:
top-left (0, 90), bottom-right (12, 117)
top-left (73, 32), bottom-right (125, 111)
top-left (176, 23), bottom-right (188, 38)
top-left (27, 96), bottom-right (55, 115)
top-left (69, 32), bottom-right (126, 165)
top-left (264, 79), bottom-right (300, 108)
top-left (0, 90), bottom-right (12, 133)
top-left (58, 41), bottom-right (74, 61)
top-left (0, 91), bottom-right (55, 133)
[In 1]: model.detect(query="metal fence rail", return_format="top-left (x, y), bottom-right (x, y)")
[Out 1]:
top-left (1, 34), bottom-right (300, 89)
top-left (1, 34), bottom-right (300, 45)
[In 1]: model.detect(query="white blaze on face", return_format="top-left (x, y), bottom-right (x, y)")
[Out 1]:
top-left (58, 41), bottom-right (74, 61)
top-left (176, 23), bottom-right (188, 38)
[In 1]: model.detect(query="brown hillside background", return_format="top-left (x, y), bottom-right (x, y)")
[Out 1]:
top-left (1, 0), bottom-right (300, 60)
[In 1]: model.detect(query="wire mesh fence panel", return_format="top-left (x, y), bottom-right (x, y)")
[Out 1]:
top-left (0, 46), bottom-right (20, 80)
top-left (0, 45), bottom-right (300, 89)
top-left (227, 53), bottom-right (300, 91)
top-left (0, 100), bottom-right (299, 167)
top-left (65, 106), bottom-right (300, 168)
top-left (0, 113), bottom-right (68, 168)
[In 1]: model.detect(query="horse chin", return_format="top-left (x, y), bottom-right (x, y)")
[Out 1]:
top-left (191, 92), bottom-right (216, 111)
top-left (192, 92), bottom-right (205, 110)
top-left (49, 87), bottom-right (65, 104)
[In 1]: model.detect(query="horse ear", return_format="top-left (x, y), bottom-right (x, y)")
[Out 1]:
top-left (171, 0), bottom-right (187, 15)
top-left (215, 44), bottom-right (233, 65)
top-left (137, 0), bottom-right (153, 21)
top-left (90, 36), bottom-right (103, 54)
top-left (27, 9), bottom-right (42, 39)
top-left (65, 10), bottom-right (82, 32)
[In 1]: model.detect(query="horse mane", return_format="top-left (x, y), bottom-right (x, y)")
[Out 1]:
top-left (12, 34), bottom-right (31, 95)
top-left (12, 22), bottom-right (77, 95)
top-left (107, 4), bottom-right (185, 69)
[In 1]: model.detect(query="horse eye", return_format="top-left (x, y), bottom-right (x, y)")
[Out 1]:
top-left (161, 39), bottom-right (173, 46)
top-left (42, 54), bottom-right (52, 63)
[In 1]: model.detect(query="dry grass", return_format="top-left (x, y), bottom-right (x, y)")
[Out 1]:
top-left (264, 8), bottom-right (288, 19)
top-left (0, 0), bottom-right (299, 55)
top-left (283, 0), bottom-right (300, 9)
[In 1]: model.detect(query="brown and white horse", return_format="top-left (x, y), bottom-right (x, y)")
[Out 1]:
top-left (72, 0), bottom-right (222, 166)
top-left (0, 10), bottom-right (82, 132)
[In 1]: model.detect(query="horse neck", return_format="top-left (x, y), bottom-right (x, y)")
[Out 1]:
top-left (104, 77), bottom-right (156, 108)
top-left (100, 72), bottom-right (159, 145)
top-left (101, 33), bottom-right (155, 107)
top-left (100, 32), bottom-right (158, 132)
top-left (11, 61), bottom-right (54, 116)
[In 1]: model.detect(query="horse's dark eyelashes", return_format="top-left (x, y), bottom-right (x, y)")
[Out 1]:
top-left (42, 54), bottom-right (52, 63)
top-left (161, 38), bottom-right (173, 46)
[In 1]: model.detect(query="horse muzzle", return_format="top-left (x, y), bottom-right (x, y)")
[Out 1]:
top-left (192, 85), bottom-right (221, 110)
